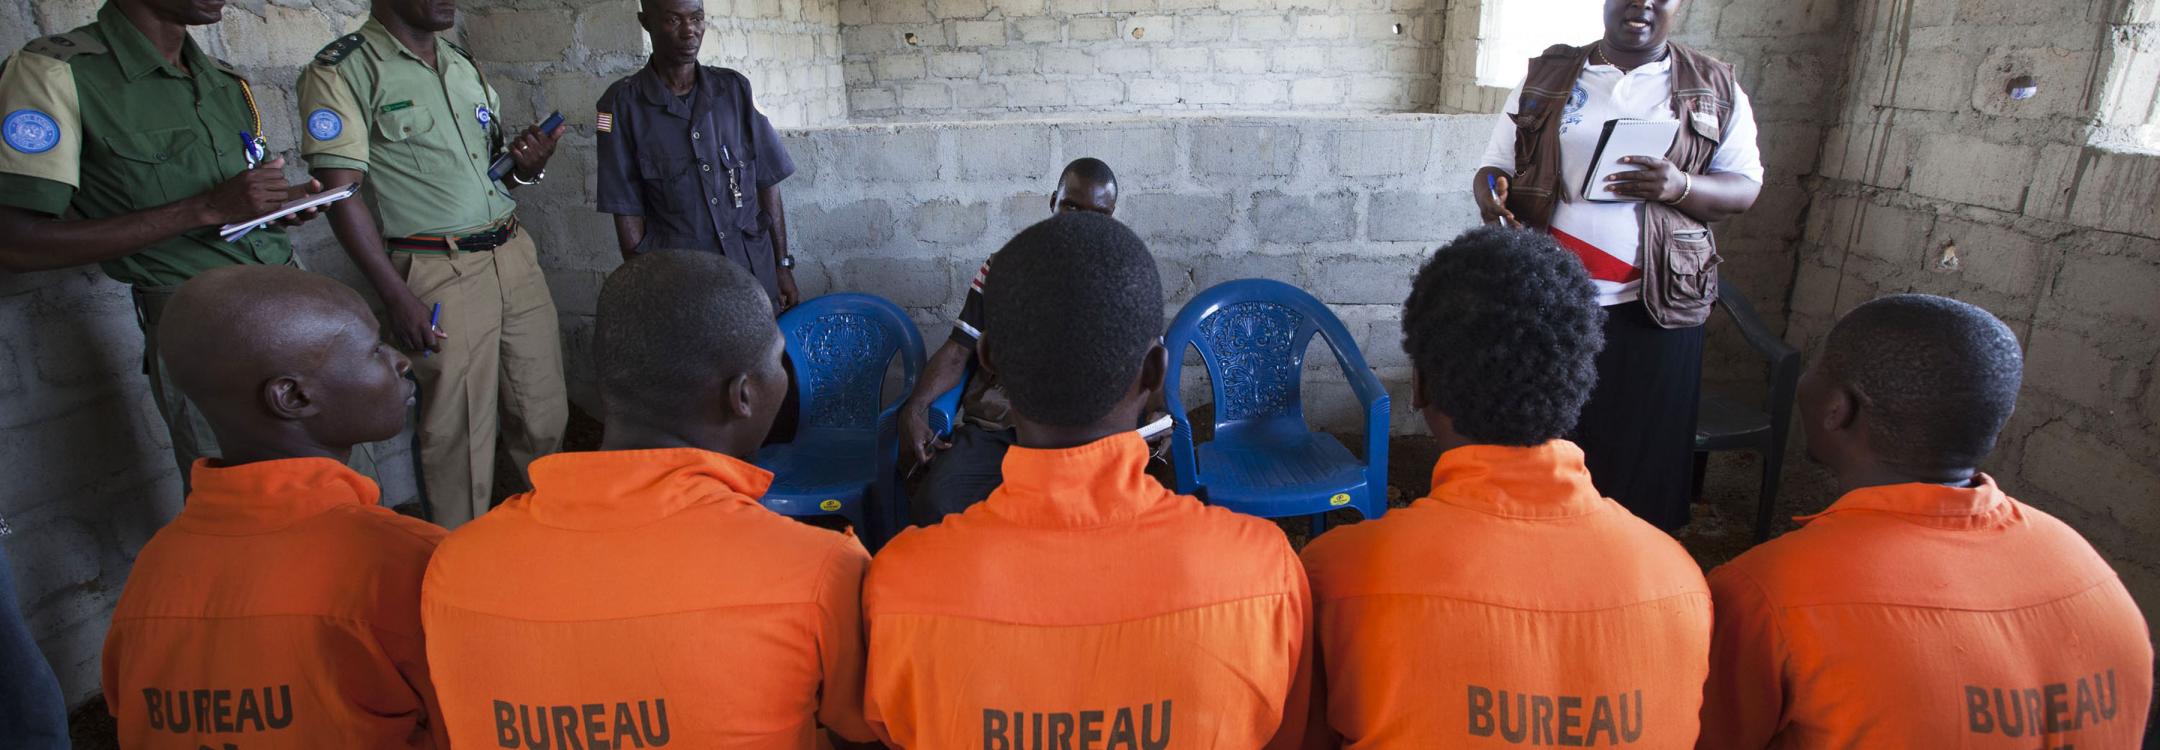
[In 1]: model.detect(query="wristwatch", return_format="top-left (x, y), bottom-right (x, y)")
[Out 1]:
top-left (509, 169), bottom-right (545, 186)
top-left (778, 255), bottom-right (796, 270)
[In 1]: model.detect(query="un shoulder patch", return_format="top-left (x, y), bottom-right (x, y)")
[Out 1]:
top-left (24, 31), bottom-right (108, 61)
top-left (306, 108), bottom-right (343, 141)
top-left (313, 33), bottom-right (364, 66)
top-left (3, 109), bottom-right (62, 154)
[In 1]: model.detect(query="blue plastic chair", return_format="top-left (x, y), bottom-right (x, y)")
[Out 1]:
top-left (754, 293), bottom-right (924, 549)
top-left (1165, 279), bottom-right (1390, 533)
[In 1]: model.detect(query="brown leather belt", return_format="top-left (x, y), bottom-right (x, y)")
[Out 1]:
top-left (388, 217), bottom-right (519, 253)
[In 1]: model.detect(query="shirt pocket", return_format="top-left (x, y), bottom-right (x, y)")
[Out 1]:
top-left (1666, 228), bottom-right (1721, 301)
top-left (637, 154), bottom-right (695, 215)
top-left (374, 107), bottom-right (446, 162)
top-left (102, 128), bottom-right (204, 210)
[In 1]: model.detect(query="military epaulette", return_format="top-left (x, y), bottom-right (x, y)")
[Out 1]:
top-left (443, 38), bottom-right (476, 63)
top-left (314, 33), bottom-right (364, 66)
top-left (209, 55), bottom-right (243, 78)
top-left (24, 30), bottom-right (108, 61)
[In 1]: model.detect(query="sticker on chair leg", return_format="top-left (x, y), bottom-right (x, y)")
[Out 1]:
top-left (819, 499), bottom-right (842, 512)
top-left (1329, 493), bottom-right (1352, 506)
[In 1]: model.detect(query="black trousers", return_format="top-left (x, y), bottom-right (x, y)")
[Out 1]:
top-left (910, 425), bottom-right (1016, 527)
top-left (1572, 302), bottom-right (1705, 531)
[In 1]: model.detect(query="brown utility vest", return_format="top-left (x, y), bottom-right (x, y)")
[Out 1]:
top-left (1504, 42), bottom-right (1736, 328)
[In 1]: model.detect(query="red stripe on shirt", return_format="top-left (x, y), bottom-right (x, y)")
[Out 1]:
top-left (1550, 227), bottom-right (1642, 283)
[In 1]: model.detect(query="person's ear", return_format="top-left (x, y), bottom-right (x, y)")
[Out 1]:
top-left (1409, 368), bottom-right (1431, 411)
top-left (975, 334), bottom-right (999, 381)
top-left (722, 371), bottom-right (756, 421)
top-left (1137, 343), bottom-right (1167, 396)
top-left (263, 375), bottom-right (320, 421)
top-left (1821, 382), bottom-right (1860, 434)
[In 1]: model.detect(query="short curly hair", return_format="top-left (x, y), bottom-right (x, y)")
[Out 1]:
top-left (1401, 226), bottom-right (1605, 446)
top-left (1820, 294), bottom-right (2022, 470)
top-left (985, 212), bottom-right (1163, 427)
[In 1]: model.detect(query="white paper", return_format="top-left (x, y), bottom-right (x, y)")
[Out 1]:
top-left (219, 183), bottom-right (360, 241)
top-left (1137, 415), bottom-right (1174, 441)
top-left (1582, 119), bottom-right (1682, 203)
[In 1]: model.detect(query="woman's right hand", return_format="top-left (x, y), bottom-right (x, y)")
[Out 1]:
top-left (1474, 167), bottom-right (1521, 228)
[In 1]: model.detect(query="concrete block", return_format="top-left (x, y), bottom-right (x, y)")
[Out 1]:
top-left (1718, 0), bottom-right (1838, 37)
top-left (1185, 81), bottom-right (1237, 105)
top-left (1330, 126), bottom-right (1432, 177)
top-left (895, 82), bottom-right (954, 110)
top-left (2049, 252), bottom-right (2160, 325)
top-left (1195, 252), bottom-right (1305, 291)
top-left (1241, 79), bottom-right (1289, 105)
top-left (2064, 149), bottom-right (2160, 239)
top-left (985, 48), bottom-right (1039, 75)
top-left (1179, 14), bottom-right (1235, 42)
top-left (1013, 17), bottom-right (1063, 43)
top-left (929, 51), bottom-right (985, 77)
top-left (1070, 80), bottom-right (1126, 106)
top-left (1293, 15), bottom-right (1352, 39)
top-left (2022, 422), bottom-right (2160, 532)
top-left (837, 257), bottom-right (952, 308)
top-left (1120, 16), bottom-right (1176, 41)
top-left (849, 87), bottom-right (899, 112)
top-left (1069, 17), bottom-right (1118, 41)
top-left (953, 19), bottom-right (1007, 46)
top-left (1040, 47), bottom-right (1096, 75)
top-left (465, 10), bottom-right (575, 64)
top-left (1291, 78), bottom-right (1347, 105)
top-left (1309, 253), bottom-right (1419, 304)
top-left (1237, 15), bottom-right (1292, 41)
top-left (874, 53), bottom-right (929, 80)
top-left (1157, 47), bottom-right (1212, 72)
top-left (1252, 191), bottom-right (1357, 244)
top-left (1931, 218), bottom-right (2046, 297)
top-left (1191, 124), bottom-right (1299, 177)
top-left (1119, 194), bottom-right (1236, 242)
top-left (1130, 79), bottom-right (1181, 104)
top-left (1370, 190), bottom-right (1477, 242)
top-left (953, 82), bottom-right (1009, 109)
top-left (796, 198), bottom-right (896, 250)
top-left (1096, 48), bottom-right (1153, 74)
top-left (1007, 80), bottom-right (1071, 107)
top-left (1272, 46), bottom-right (1331, 73)
top-left (1851, 202), bottom-right (1935, 269)
top-left (576, 3), bottom-right (649, 57)
top-left (1062, 126), bottom-right (1176, 178)
top-left (932, 0), bottom-right (990, 17)
top-left (956, 125), bottom-right (1053, 179)
top-left (991, 0), bottom-right (1049, 16)
top-left (1910, 135), bottom-right (2036, 211)
top-left (2024, 326), bottom-right (2125, 407)
top-left (1332, 47), bottom-right (1390, 73)
top-left (828, 129), bottom-right (940, 182)
top-left (214, 4), bottom-right (341, 67)
top-left (1215, 47), bottom-right (1269, 74)
top-left (1105, 0), bottom-right (1154, 11)
top-left (908, 199), bottom-right (993, 244)
top-left (1001, 193), bottom-right (1050, 231)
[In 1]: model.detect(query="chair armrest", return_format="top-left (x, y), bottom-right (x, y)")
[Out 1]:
top-left (925, 364), bottom-right (970, 440)
top-left (1718, 276), bottom-right (1799, 363)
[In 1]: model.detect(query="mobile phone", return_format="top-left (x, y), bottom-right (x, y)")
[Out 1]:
top-left (488, 111), bottom-right (566, 183)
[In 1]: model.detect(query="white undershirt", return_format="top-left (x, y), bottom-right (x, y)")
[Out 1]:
top-left (1480, 57), bottom-right (1764, 307)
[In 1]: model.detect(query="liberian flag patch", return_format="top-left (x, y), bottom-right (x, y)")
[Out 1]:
top-left (595, 111), bottom-right (614, 133)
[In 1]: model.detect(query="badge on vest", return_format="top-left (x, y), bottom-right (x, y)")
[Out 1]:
top-left (3, 109), bottom-right (62, 154)
top-left (476, 104), bottom-right (493, 127)
top-left (1690, 110), bottom-right (1719, 134)
top-left (307, 108), bottom-right (343, 141)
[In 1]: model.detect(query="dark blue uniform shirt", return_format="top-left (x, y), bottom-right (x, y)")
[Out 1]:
top-left (596, 65), bottom-right (794, 301)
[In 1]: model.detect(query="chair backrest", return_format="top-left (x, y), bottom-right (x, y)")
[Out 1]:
top-left (778, 293), bottom-right (926, 433)
top-left (1165, 279), bottom-right (1372, 434)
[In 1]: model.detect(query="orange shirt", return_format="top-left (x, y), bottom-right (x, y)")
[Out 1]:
top-left (1301, 441), bottom-right (1712, 749)
top-left (102, 458), bottom-right (448, 749)
top-left (864, 432), bottom-right (1314, 749)
top-left (1699, 476), bottom-right (2154, 749)
top-left (420, 448), bottom-right (873, 749)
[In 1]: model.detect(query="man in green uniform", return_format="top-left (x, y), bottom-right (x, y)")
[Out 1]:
top-left (298, 0), bottom-right (569, 528)
top-left (0, 0), bottom-right (325, 489)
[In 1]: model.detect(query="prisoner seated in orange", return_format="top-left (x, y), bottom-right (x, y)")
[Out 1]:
top-left (1301, 226), bottom-right (1713, 749)
top-left (420, 250), bottom-right (875, 749)
top-left (101, 265), bottom-right (448, 749)
top-left (1698, 294), bottom-right (2153, 748)
top-left (863, 213), bottom-right (1316, 749)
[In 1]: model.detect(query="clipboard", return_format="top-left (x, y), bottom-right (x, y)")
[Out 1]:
top-left (219, 183), bottom-right (361, 241)
top-left (1581, 119), bottom-right (1681, 203)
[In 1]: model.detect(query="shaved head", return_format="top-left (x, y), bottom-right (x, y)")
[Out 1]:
top-left (159, 266), bottom-right (412, 458)
top-left (597, 250), bottom-right (786, 450)
top-left (1812, 294), bottom-right (2023, 472)
top-left (1051, 158), bottom-right (1118, 216)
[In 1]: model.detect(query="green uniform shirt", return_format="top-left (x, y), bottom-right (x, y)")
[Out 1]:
top-left (297, 20), bottom-right (517, 239)
top-left (0, 2), bottom-right (293, 288)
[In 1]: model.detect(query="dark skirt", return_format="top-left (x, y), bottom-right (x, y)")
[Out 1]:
top-left (1572, 301), bottom-right (1705, 531)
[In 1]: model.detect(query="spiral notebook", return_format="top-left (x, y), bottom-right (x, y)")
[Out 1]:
top-left (1581, 118), bottom-right (1681, 203)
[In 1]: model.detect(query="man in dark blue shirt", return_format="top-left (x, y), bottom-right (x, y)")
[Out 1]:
top-left (596, 0), bottom-right (799, 309)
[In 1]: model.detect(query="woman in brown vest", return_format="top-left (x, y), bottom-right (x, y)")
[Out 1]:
top-left (1471, 0), bottom-right (1763, 531)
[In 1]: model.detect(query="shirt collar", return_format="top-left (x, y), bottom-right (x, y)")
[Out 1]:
top-left (360, 18), bottom-right (438, 66)
top-left (983, 432), bottom-right (1176, 528)
top-left (633, 65), bottom-right (714, 118)
top-left (1796, 474), bottom-right (2019, 530)
top-left (100, 2), bottom-right (211, 83)
top-left (521, 448), bottom-right (773, 530)
top-left (1420, 440), bottom-right (1606, 519)
top-left (174, 458), bottom-right (381, 534)
top-left (1584, 47), bottom-right (1674, 76)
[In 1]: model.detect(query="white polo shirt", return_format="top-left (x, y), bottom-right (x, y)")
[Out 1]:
top-left (1481, 56), bottom-right (1764, 307)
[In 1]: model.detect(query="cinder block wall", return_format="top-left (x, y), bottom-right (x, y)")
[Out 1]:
top-left (837, 0), bottom-right (1446, 121)
top-left (754, 114), bottom-right (1490, 435)
top-left (1791, 0), bottom-right (2160, 616)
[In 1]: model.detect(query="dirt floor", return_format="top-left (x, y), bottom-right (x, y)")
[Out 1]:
top-left (67, 409), bottom-right (1834, 749)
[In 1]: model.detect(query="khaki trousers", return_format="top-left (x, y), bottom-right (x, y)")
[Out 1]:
top-left (392, 229), bottom-right (567, 528)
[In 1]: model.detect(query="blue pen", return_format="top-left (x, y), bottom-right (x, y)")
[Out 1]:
top-left (424, 302), bottom-right (441, 358)
top-left (1486, 173), bottom-right (1513, 228)
top-left (239, 131), bottom-right (263, 168)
